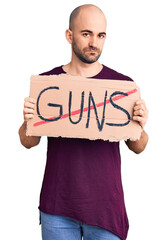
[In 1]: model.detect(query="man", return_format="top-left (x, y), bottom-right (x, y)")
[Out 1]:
top-left (19, 4), bottom-right (148, 240)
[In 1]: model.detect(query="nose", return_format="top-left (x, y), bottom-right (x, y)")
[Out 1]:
top-left (89, 36), bottom-right (98, 48)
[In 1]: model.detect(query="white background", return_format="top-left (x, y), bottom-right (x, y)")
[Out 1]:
top-left (0, 0), bottom-right (167, 239)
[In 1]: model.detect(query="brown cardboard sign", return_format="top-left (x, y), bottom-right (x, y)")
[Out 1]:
top-left (27, 74), bottom-right (142, 141)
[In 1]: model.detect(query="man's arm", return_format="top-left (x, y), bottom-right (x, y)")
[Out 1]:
top-left (125, 99), bottom-right (149, 154)
top-left (18, 97), bottom-right (41, 149)
top-left (125, 129), bottom-right (148, 154)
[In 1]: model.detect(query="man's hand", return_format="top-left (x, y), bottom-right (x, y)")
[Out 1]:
top-left (125, 99), bottom-right (149, 154)
top-left (19, 97), bottom-right (40, 149)
top-left (23, 97), bottom-right (36, 121)
top-left (133, 99), bottom-right (149, 129)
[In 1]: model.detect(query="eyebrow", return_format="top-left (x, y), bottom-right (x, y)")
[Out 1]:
top-left (81, 30), bottom-right (106, 35)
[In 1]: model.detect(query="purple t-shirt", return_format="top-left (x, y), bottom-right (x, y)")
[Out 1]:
top-left (39, 65), bottom-right (133, 240)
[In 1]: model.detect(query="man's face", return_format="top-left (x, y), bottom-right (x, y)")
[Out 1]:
top-left (72, 30), bottom-right (106, 64)
top-left (71, 8), bottom-right (107, 64)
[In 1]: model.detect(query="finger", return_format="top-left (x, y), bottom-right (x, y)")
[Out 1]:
top-left (24, 101), bottom-right (36, 110)
top-left (23, 107), bottom-right (35, 114)
top-left (24, 97), bottom-right (36, 104)
top-left (134, 103), bottom-right (146, 111)
top-left (133, 116), bottom-right (145, 128)
top-left (133, 109), bottom-right (145, 117)
top-left (24, 113), bottom-right (34, 121)
top-left (135, 99), bottom-right (145, 105)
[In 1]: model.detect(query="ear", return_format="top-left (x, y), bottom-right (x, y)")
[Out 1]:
top-left (65, 29), bottom-right (73, 44)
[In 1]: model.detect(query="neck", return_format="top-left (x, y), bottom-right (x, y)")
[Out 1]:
top-left (63, 55), bottom-right (103, 77)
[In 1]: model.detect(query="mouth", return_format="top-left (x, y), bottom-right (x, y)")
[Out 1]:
top-left (90, 53), bottom-right (96, 56)
top-left (86, 50), bottom-right (97, 55)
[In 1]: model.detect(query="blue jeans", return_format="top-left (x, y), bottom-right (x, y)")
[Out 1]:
top-left (40, 211), bottom-right (121, 240)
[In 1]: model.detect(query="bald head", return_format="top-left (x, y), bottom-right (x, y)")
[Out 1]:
top-left (69, 4), bottom-right (106, 30)
top-left (66, 4), bottom-right (107, 65)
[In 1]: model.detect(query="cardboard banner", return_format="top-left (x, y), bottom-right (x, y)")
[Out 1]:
top-left (27, 74), bottom-right (142, 141)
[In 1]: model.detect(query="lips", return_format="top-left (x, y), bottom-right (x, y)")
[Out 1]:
top-left (88, 52), bottom-right (96, 55)
top-left (86, 49), bottom-right (98, 54)
top-left (89, 49), bottom-right (97, 52)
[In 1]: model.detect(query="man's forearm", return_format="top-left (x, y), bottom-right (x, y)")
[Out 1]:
top-left (125, 129), bottom-right (148, 154)
top-left (18, 121), bottom-right (41, 149)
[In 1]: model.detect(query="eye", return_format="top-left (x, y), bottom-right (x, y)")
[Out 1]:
top-left (98, 34), bottom-right (105, 39)
top-left (83, 32), bottom-right (90, 37)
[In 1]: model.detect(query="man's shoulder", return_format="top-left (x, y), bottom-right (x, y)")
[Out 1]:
top-left (101, 65), bottom-right (133, 82)
top-left (39, 65), bottom-right (65, 76)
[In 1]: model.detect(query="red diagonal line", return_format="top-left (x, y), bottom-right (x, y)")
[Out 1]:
top-left (33, 88), bottom-right (137, 127)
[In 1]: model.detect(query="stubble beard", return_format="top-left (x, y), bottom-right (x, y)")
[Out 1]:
top-left (72, 38), bottom-right (102, 64)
